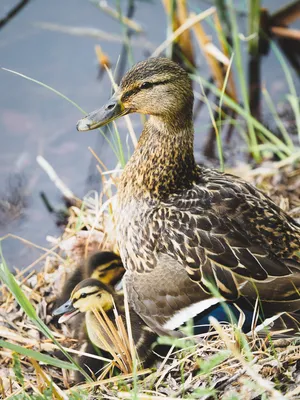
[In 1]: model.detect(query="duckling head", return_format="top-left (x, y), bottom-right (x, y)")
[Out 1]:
top-left (88, 251), bottom-right (124, 286)
top-left (77, 57), bottom-right (193, 131)
top-left (53, 278), bottom-right (114, 324)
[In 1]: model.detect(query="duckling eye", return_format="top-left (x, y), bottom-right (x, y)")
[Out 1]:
top-left (80, 293), bottom-right (88, 299)
top-left (140, 82), bottom-right (153, 89)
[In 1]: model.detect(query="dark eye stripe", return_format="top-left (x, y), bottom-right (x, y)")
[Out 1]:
top-left (121, 79), bottom-right (174, 102)
top-left (98, 261), bottom-right (123, 272)
top-left (80, 290), bottom-right (99, 299)
top-left (121, 88), bottom-right (139, 102)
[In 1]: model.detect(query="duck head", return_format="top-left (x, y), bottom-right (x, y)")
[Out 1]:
top-left (76, 57), bottom-right (193, 131)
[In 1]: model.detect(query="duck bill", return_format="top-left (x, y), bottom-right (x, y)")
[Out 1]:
top-left (52, 299), bottom-right (80, 323)
top-left (76, 93), bottom-right (128, 131)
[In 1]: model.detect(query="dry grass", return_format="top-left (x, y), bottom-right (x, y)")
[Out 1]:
top-left (0, 155), bottom-right (299, 399)
top-left (1, 2), bottom-right (300, 398)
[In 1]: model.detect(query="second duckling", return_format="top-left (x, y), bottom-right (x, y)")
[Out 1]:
top-left (53, 278), bottom-right (157, 367)
top-left (52, 251), bottom-right (125, 381)
top-left (55, 251), bottom-right (125, 308)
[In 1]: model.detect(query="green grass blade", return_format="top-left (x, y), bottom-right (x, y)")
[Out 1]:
top-left (248, 0), bottom-right (260, 56)
top-left (270, 41), bottom-right (300, 144)
top-left (0, 248), bottom-right (92, 381)
top-left (1, 68), bottom-right (85, 113)
top-left (12, 353), bottom-right (25, 386)
top-left (198, 350), bottom-right (231, 374)
top-left (214, 0), bottom-right (231, 40)
top-left (112, 122), bottom-right (126, 167)
top-left (0, 340), bottom-right (77, 370)
top-left (227, 0), bottom-right (260, 161)
top-left (1, 67), bottom-right (123, 165)
top-left (165, 0), bottom-right (176, 59)
top-left (197, 75), bottom-right (224, 171)
top-left (0, 263), bottom-right (37, 320)
top-left (191, 74), bottom-right (292, 156)
top-left (262, 87), bottom-right (294, 150)
top-left (217, 53), bottom-right (235, 171)
top-left (116, 0), bottom-right (134, 66)
top-left (287, 93), bottom-right (300, 144)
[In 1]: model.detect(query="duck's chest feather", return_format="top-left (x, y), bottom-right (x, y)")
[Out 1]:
top-left (116, 197), bottom-right (163, 273)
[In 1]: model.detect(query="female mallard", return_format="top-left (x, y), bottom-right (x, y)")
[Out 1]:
top-left (77, 57), bottom-right (300, 337)
top-left (53, 279), bottom-right (156, 363)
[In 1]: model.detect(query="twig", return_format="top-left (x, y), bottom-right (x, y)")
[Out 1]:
top-left (118, 394), bottom-right (178, 400)
top-left (70, 369), bottom-right (152, 391)
top-left (210, 317), bottom-right (287, 400)
top-left (93, 0), bottom-right (143, 33)
top-left (37, 156), bottom-right (81, 206)
top-left (152, 7), bottom-right (216, 57)
top-left (271, 1), bottom-right (300, 26)
top-left (35, 23), bottom-right (154, 50)
top-left (0, 0), bottom-right (30, 30)
top-left (272, 26), bottom-right (300, 41)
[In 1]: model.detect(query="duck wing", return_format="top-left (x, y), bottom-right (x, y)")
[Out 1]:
top-left (159, 168), bottom-right (300, 301)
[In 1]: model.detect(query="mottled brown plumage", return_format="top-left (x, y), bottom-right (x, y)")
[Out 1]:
top-left (77, 57), bottom-right (300, 337)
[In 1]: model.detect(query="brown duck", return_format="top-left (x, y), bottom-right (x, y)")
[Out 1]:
top-left (77, 57), bottom-right (300, 337)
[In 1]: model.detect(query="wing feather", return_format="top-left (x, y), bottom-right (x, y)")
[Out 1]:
top-left (158, 168), bottom-right (300, 300)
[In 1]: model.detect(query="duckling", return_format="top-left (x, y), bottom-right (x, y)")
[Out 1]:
top-left (77, 57), bottom-right (300, 339)
top-left (53, 279), bottom-right (157, 369)
top-left (53, 252), bottom-right (125, 382)
top-left (55, 251), bottom-right (125, 308)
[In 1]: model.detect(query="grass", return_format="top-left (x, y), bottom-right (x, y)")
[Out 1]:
top-left (270, 40), bottom-right (300, 144)
top-left (227, 0), bottom-right (260, 161)
top-left (0, 68), bottom-right (129, 167)
top-left (0, 247), bottom-right (89, 379)
top-left (190, 1), bottom-right (299, 160)
top-left (1, 154), bottom-right (299, 398)
top-left (1, 0), bottom-right (300, 398)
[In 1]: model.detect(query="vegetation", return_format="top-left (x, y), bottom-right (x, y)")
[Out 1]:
top-left (1, 0), bottom-right (300, 399)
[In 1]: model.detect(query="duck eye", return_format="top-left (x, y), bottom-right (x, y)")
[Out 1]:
top-left (140, 82), bottom-right (153, 89)
top-left (80, 293), bottom-right (88, 299)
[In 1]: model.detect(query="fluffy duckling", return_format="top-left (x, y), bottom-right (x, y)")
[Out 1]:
top-left (77, 57), bottom-right (300, 338)
top-left (53, 279), bottom-right (156, 367)
top-left (53, 252), bottom-right (125, 381)
top-left (55, 251), bottom-right (124, 308)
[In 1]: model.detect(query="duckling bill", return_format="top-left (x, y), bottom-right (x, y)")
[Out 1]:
top-left (77, 57), bottom-right (300, 339)
top-left (53, 298), bottom-right (81, 324)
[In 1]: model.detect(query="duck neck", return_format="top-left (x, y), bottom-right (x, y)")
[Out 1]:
top-left (121, 113), bottom-right (198, 199)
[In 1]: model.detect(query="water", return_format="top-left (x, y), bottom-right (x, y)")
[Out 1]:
top-left (0, 0), bottom-right (298, 269)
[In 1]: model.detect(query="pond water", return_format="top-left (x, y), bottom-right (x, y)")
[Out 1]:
top-left (0, 0), bottom-right (299, 270)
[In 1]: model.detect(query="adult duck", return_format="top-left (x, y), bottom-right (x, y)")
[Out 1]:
top-left (77, 57), bottom-right (300, 337)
